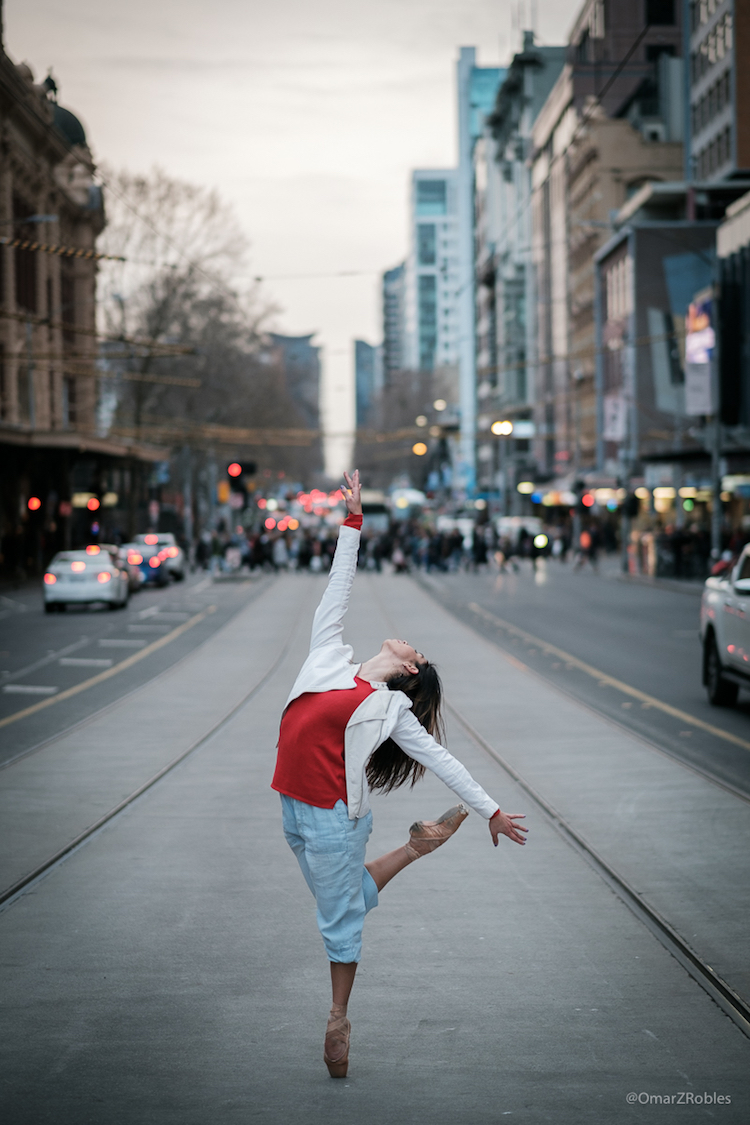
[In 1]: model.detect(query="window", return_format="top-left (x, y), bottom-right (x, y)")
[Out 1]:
top-left (418, 275), bottom-right (437, 370)
top-left (646, 0), bottom-right (674, 24)
top-left (13, 197), bottom-right (37, 313)
top-left (416, 180), bottom-right (447, 216)
top-left (417, 224), bottom-right (436, 265)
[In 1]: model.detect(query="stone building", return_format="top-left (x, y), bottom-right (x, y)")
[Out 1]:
top-left (0, 21), bottom-right (159, 574)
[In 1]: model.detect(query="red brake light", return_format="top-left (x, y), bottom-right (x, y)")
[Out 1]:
top-left (148, 556), bottom-right (160, 568)
top-left (87, 497), bottom-right (100, 511)
top-left (144, 534), bottom-right (158, 545)
top-left (128, 552), bottom-right (143, 565)
top-left (28, 496), bottom-right (42, 511)
top-left (166, 546), bottom-right (179, 558)
top-left (71, 561), bottom-right (86, 572)
top-left (44, 573), bottom-right (57, 584)
top-left (97, 571), bottom-right (112, 584)
top-left (86, 544), bottom-right (100, 555)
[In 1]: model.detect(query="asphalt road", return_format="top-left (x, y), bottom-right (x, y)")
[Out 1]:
top-left (414, 556), bottom-right (750, 799)
top-left (0, 569), bottom-right (274, 767)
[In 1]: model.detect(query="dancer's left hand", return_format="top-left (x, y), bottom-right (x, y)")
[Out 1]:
top-left (489, 810), bottom-right (527, 846)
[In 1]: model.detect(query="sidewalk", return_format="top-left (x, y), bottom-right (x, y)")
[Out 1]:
top-left (1, 571), bottom-right (748, 1124)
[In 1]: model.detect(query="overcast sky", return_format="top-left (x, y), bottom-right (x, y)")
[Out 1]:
top-left (6, 0), bottom-right (580, 475)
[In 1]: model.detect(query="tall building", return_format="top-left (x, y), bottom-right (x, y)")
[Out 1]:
top-left (456, 49), bottom-right (504, 494)
top-left (473, 32), bottom-right (566, 502)
top-left (354, 339), bottom-right (383, 427)
top-left (687, 0), bottom-right (750, 181)
top-left (381, 262), bottom-right (405, 383)
top-left (530, 0), bottom-right (685, 482)
top-left (403, 169), bottom-right (460, 374)
top-left (267, 333), bottom-right (321, 431)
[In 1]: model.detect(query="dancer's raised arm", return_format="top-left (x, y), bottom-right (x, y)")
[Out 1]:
top-left (308, 470), bottom-right (363, 654)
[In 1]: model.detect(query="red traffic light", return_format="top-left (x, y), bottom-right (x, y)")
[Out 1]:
top-left (228, 463), bottom-right (242, 477)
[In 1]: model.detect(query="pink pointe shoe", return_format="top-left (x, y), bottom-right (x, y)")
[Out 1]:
top-left (404, 804), bottom-right (469, 861)
top-left (324, 1013), bottom-right (351, 1078)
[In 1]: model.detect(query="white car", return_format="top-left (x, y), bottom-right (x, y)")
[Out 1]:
top-left (43, 546), bottom-right (130, 612)
top-left (700, 545), bottom-right (750, 705)
top-left (133, 532), bottom-right (186, 580)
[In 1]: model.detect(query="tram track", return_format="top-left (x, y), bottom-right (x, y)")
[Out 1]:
top-left (368, 574), bottom-right (750, 1041)
top-left (0, 601), bottom-right (299, 913)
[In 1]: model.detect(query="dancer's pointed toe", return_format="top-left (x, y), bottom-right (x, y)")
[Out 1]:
top-left (324, 1014), bottom-right (351, 1078)
top-left (404, 803), bottom-right (469, 860)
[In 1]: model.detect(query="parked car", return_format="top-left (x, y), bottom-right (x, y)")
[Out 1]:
top-left (122, 543), bottom-right (170, 588)
top-left (43, 546), bottom-right (129, 612)
top-left (112, 545), bottom-right (145, 592)
top-left (700, 544), bottom-right (750, 705)
top-left (133, 532), bottom-right (186, 580)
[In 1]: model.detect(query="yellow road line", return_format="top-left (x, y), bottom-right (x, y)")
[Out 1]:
top-left (0, 606), bottom-right (217, 730)
top-left (468, 601), bottom-right (750, 754)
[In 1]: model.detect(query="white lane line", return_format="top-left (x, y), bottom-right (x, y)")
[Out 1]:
top-left (59, 658), bottom-right (113, 668)
top-left (98, 639), bottom-right (147, 649)
top-left (3, 684), bottom-right (58, 695)
top-left (1, 637), bottom-right (90, 685)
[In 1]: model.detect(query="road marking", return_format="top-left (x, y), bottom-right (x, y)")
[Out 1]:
top-left (468, 602), bottom-right (750, 754)
top-left (127, 624), bottom-right (171, 633)
top-left (0, 606), bottom-right (216, 730)
top-left (3, 684), bottom-right (58, 695)
top-left (59, 658), bottom-right (113, 668)
top-left (98, 638), bottom-right (146, 648)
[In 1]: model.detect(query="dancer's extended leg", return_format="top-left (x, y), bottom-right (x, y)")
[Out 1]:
top-left (365, 804), bottom-right (468, 892)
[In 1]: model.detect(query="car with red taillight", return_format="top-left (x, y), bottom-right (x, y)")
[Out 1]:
top-left (43, 547), bottom-right (129, 612)
top-left (133, 532), bottom-right (185, 580)
top-left (121, 543), bottom-right (169, 587)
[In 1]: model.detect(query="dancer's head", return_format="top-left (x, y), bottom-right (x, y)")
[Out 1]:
top-left (366, 657), bottom-right (445, 793)
top-left (375, 638), bottom-right (424, 679)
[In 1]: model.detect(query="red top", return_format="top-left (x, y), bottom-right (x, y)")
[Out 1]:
top-left (272, 677), bottom-right (375, 807)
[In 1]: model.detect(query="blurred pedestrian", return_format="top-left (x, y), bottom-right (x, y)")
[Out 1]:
top-left (272, 470), bottom-right (527, 1079)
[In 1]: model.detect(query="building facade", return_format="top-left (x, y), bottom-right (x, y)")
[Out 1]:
top-left (687, 0), bottom-right (750, 181)
top-left (473, 32), bottom-right (566, 503)
top-left (381, 262), bottom-right (405, 384)
top-left (354, 338), bottom-right (383, 427)
top-left (530, 0), bottom-right (685, 487)
top-left (403, 169), bottom-right (460, 375)
top-left (0, 35), bottom-right (161, 575)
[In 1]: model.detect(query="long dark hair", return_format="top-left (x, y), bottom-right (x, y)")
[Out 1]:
top-left (365, 662), bottom-right (445, 793)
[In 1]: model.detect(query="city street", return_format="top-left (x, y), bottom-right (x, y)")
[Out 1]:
top-left (1, 563), bottom-right (748, 1123)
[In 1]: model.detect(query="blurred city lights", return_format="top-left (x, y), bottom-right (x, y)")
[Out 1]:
top-left (683, 498), bottom-right (695, 511)
top-left (144, 534), bottom-right (158, 544)
top-left (433, 399), bottom-right (447, 411)
top-left (265, 517), bottom-right (276, 530)
top-left (534, 533), bottom-right (548, 548)
top-left (97, 571), bottom-right (111, 584)
top-left (257, 498), bottom-right (267, 509)
top-left (517, 481), bottom-right (535, 494)
top-left (86, 545), bottom-right (100, 555)
top-left (288, 518), bottom-right (299, 530)
top-left (71, 561), bottom-right (86, 572)
top-left (87, 497), bottom-right (100, 511)
top-left (491, 420), bottom-right (513, 436)
top-left (412, 443), bottom-right (428, 456)
top-left (148, 557), bottom-right (160, 568)
top-left (582, 494), bottom-right (595, 507)
top-left (227, 463), bottom-right (242, 477)
top-left (27, 496), bottom-right (41, 511)
top-left (635, 487), bottom-right (650, 500)
top-left (44, 573), bottom-right (56, 584)
top-left (415, 415), bottom-right (428, 427)
top-left (266, 498), bottom-right (279, 511)
top-left (128, 552), bottom-right (143, 564)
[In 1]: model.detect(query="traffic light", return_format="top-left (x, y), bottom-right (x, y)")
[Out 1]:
top-left (224, 462), bottom-right (257, 510)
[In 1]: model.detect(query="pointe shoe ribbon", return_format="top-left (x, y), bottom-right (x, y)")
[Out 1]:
top-left (324, 1014), bottom-right (351, 1079)
top-left (404, 804), bottom-right (469, 861)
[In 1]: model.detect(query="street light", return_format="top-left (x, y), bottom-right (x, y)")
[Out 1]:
top-left (433, 399), bottom-right (447, 411)
top-left (415, 415), bottom-right (428, 427)
top-left (491, 419), bottom-right (514, 436)
top-left (412, 442), bottom-right (428, 456)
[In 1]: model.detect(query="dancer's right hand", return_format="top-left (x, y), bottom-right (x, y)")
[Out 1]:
top-left (489, 810), bottom-right (528, 846)
top-left (342, 470), bottom-right (362, 516)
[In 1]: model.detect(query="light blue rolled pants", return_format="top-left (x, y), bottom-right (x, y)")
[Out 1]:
top-left (281, 795), bottom-right (379, 963)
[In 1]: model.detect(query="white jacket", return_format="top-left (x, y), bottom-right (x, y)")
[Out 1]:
top-left (284, 523), bottom-right (500, 821)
